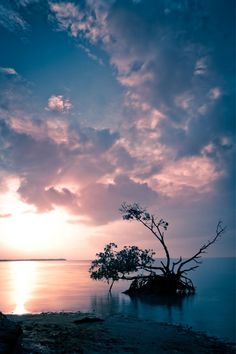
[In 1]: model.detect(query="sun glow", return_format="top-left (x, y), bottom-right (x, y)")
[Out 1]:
top-left (4, 206), bottom-right (70, 251)
top-left (0, 178), bottom-right (74, 255)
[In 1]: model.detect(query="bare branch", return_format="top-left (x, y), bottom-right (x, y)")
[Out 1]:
top-left (149, 216), bottom-right (170, 270)
top-left (171, 257), bottom-right (182, 272)
top-left (177, 221), bottom-right (226, 274)
top-left (144, 265), bottom-right (166, 274)
top-left (160, 260), bottom-right (168, 272)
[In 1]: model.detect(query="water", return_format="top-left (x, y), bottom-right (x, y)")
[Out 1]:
top-left (0, 258), bottom-right (235, 342)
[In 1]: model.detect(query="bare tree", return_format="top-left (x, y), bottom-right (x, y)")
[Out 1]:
top-left (119, 202), bottom-right (226, 294)
top-left (89, 202), bottom-right (226, 295)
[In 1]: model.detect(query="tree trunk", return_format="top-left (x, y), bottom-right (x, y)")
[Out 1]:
top-left (109, 280), bottom-right (115, 292)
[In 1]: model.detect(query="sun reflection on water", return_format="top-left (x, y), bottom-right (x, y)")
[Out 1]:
top-left (11, 261), bottom-right (37, 314)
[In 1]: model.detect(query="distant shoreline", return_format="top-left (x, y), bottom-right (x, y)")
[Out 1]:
top-left (0, 258), bottom-right (66, 262)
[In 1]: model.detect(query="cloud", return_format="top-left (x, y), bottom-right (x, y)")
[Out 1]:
top-left (0, 117), bottom-right (159, 225)
top-left (49, 1), bottom-right (112, 42)
top-left (194, 57), bottom-right (208, 76)
top-left (0, 4), bottom-right (28, 32)
top-left (0, 66), bottom-right (32, 119)
top-left (208, 87), bottom-right (221, 101)
top-left (77, 175), bottom-right (159, 225)
top-left (77, 44), bottom-right (104, 65)
top-left (47, 95), bottom-right (72, 113)
top-left (49, 0), bottom-right (234, 154)
top-left (149, 155), bottom-right (224, 197)
top-left (0, 114), bottom-right (120, 218)
top-left (0, 109), bottom-right (161, 225)
top-left (49, 2), bottom-right (83, 37)
top-left (46, 119), bottom-right (69, 144)
top-left (0, 0), bottom-right (234, 234)
top-left (0, 67), bottom-right (18, 76)
top-left (118, 69), bottom-right (154, 87)
top-left (17, 0), bottom-right (39, 7)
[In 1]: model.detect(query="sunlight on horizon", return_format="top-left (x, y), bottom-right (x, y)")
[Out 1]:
top-left (11, 261), bottom-right (37, 314)
top-left (0, 178), bottom-right (91, 257)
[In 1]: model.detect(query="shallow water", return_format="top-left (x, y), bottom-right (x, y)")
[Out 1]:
top-left (0, 258), bottom-right (235, 341)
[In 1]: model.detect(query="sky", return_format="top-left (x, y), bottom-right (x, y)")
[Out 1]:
top-left (0, 0), bottom-right (235, 260)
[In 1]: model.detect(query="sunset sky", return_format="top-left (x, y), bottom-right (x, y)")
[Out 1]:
top-left (0, 0), bottom-right (235, 260)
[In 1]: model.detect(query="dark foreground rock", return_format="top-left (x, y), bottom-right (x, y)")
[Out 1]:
top-left (0, 312), bottom-right (22, 354)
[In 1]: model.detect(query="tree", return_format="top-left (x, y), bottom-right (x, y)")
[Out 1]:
top-left (90, 202), bottom-right (226, 295)
top-left (89, 243), bottom-right (155, 292)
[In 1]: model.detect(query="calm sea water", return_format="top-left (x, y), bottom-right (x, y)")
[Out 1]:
top-left (0, 258), bottom-right (235, 342)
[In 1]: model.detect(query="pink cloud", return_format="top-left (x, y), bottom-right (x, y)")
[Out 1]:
top-left (45, 186), bottom-right (79, 211)
top-left (46, 119), bottom-right (69, 143)
top-left (9, 115), bottom-right (69, 144)
top-left (47, 95), bottom-right (72, 113)
top-left (49, 1), bottom-right (110, 42)
top-left (77, 174), bottom-right (158, 225)
top-left (208, 87), bottom-right (221, 100)
top-left (149, 156), bottom-right (224, 197)
top-left (119, 71), bottom-right (154, 87)
top-left (49, 2), bottom-right (82, 37)
top-left (9, 116), bottom-right (45, 140)
top-left (175, 92), bottom-right (193, 110)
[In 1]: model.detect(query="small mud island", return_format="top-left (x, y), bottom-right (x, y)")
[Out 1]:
top-left (4, 312), bottom-right (235, 354)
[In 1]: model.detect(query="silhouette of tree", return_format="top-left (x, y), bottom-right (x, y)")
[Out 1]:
top-left (90, 202), bottom-right (226, 294)
top-left (89, 243), bottom-right (155, 292)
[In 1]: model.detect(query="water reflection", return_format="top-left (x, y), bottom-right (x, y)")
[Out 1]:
top-left (90, 293), bottom-right (130, 317)
top-left (126, 293), bottom-right (195, 324)
top-left (127, 293), bottom-right (195, 308)
top-left (89, 292), bottom-right (195, 324)
top-left (11, 261), bottom-right (37, 314)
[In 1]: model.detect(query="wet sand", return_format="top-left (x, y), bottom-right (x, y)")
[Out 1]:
top-left (8, 312), bottom-right (235, 353)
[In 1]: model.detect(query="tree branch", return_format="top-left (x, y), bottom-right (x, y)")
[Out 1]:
top-left (177, 221), bottom-right (225, 274)
top-left (171, 257), bottom-right (182, 272)
top-left (135, 214), bottom-right (170, 272)
top-left (151, 217), bottom-right (171, 271)
top-left (144, 265), bottom-right (166, 274)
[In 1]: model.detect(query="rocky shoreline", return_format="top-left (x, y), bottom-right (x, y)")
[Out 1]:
top-left (1, 312), bottom-right (235, 353)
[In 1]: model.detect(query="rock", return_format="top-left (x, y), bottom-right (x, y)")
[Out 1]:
top-left (0, 312), bottom-right (22, 354)
top-left (73, 317), bottom-right (104, 324)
